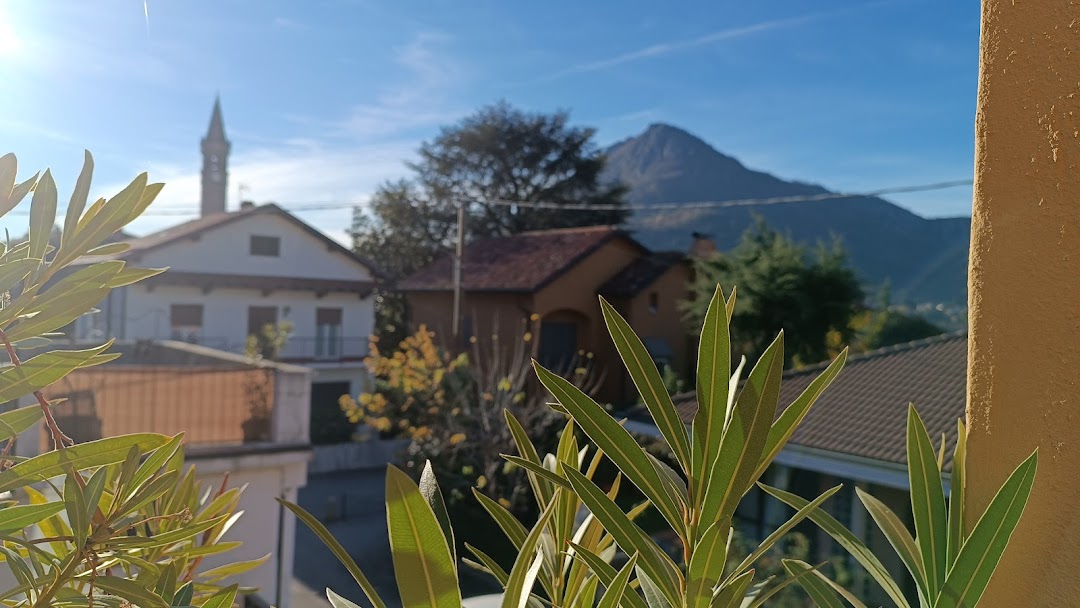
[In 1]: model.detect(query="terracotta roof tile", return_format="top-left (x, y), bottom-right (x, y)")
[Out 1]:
top-left (399, 226), bottom-right (635, 292)
top-left (598, 251), bottom-right (685, 298)
top-left (668, 331), bottom-right (967, 469)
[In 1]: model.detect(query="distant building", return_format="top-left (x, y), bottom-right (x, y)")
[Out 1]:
top-left (68, 99), bottom-right (381, 444)
top-left (398, 226), bottom-right (692, 404)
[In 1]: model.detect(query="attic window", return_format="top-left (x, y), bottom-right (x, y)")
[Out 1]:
top-left (648, 292), bottom-right (659, 315)
top-left (250, 235), bottom-right (280, 257)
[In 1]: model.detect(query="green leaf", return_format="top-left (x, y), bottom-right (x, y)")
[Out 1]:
top-left (278, 498), bottom-right (387, 608)
top-left (711, 568), bottom-right (754, 608)
top-left (728, 485), bottom-right (842, 581)
top-left (600, 297), bottom-right (691, 474)
top-left (0, 405), bottom-right (43, 443)
top-left (199, 554), bottom-right (271, 582)
top-left (0, 258), bottom-right (41, 297)
top-left (327, 588), bottom-right (365, 608)
top-left (0, 342), bottom-right (115, 404)
top-left (465, 543), bottom-right (510, 585)
top-left (4, 174), bottom-right (39, 217)
top-left (385, 464), bottom-right (461, 608)
top-left (0, 501), bottom-right (64, 533)
top-left (419, 460), bottom-right (456, 566)
top-left (65, 470), bottom-right (89, 549)
top-left (783, 561), bottom-right (845, 608)
top-left (128, 434), bottom-right (185, 500)
top-left (83, 466), bottom-right (108, 517)
top-left (174, 581), bottom-right (194, 607)
top-left (569, 543), bottom-right (650, 608)
top-left (0, 433), bottom-right (169, 493)
top-left (685, 522), bottom-right (730, 608)
top-left (28, 168), bottom-right (56, 260)
top-left (947, 419), bottom-right (967, 566)
top-left (501, 504), bottom-right (553, 608)
top-left (752, 348), bottom-right (847, 481)
top-left (63, 151), bottom-right (94, 243)
top-left (94, 575), bottom-right (170, 608)
top-left (596, 553), bottom-right (637, 608)
top-left (563, 467), bottom-right (683, 608)
top-left (936, 449), bottom-right (1038, 608)
top-left (472, 488), bottom-right (528, 548)
top-left (692, 285), bottom-right (731, 508)
top-left (55, 173), bottom-right (147, 267)
top-left (907, 405), bottom-right (948, 598)
top-left (759, 484), bottom-right (911, 608)
top-left (856, 487), bottom-right (926, 600)
top-left (110, 515), bottom-right (230, 549)
top-left (502, 455), bottom-right (572, 490)
top-left (199, 583), bottom-right (239, 608)
top-left (744, 562), bottom-right (827, 608)
top-left (0, 154), bottom-right (15, 201)
top-left (569, 576), bottom-right (599, 608)
top-left (534, 362), bottom-right (685, 537)
top-left (107, 266), bottom-right (167, 288)
top-left (699, 331), bottom-right (784, 531)
top-left (505, 410), bottom-right (554, 507)
top-left (84, 241), bottom-right (131, 257)
top-left (636, 567), bottom-right (673, 608)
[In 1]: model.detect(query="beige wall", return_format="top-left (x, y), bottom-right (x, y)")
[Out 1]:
top-left (618, 263), bottom-right (693, 401)
top-left (405, 238), bottom-right (691, 404)
top-left (966, 1), bottom-right (1080, 605)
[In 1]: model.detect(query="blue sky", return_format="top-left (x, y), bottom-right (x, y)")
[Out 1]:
top-left (0, 0), bottom-right (980, 242)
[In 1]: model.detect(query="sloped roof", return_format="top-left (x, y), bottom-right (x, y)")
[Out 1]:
top-left (81, 204), bottom-right (383, 278)
top-left (667, 331), bottom-right (967, 469)
top-left (598, 251), bottom-right (686, 298)
top-left (399, 226), bottom-right (644, 293)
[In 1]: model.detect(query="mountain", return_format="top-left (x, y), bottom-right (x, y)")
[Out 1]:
top-left (603, 124), bottom-right (970, 305)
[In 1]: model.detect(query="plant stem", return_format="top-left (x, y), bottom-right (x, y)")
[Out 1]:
top-left (0, 329), bottom-right (72, 449)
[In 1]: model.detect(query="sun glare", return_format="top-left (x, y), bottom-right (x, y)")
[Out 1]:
top-left (0, 3), bottom-right (21, 59)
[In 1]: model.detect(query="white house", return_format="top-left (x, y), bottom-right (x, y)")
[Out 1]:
top-left (70, 99), bottom-right (381, 442)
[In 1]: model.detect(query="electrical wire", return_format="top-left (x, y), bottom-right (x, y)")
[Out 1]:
top-left (0, 178), bottom-right (973, 217)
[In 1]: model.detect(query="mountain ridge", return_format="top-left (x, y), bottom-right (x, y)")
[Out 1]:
top-left (602, 123), bottom-right (970, 305)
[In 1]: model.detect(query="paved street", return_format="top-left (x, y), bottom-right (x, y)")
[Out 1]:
top-left (291, 469), bottom-right (502, 608)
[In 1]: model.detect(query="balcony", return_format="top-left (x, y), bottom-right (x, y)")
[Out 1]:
top-left (169, 335), bottom-right (369, 365)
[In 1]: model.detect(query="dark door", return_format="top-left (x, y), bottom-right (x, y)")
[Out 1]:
top-left (539, 321), bottom-right (578, 370)
top-left (310, 381), bottom-right (354, 444)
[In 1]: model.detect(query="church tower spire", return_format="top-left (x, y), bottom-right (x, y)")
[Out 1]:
top-left (200, 96), bottom-right (230, 216)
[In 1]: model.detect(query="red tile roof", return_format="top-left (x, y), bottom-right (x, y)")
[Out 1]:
top-left (598, 251), bottom-right (686, 298)
top-left (668, 331), bottom-right (967, 470)
top-left (399, 226), bottom-right (643, 293)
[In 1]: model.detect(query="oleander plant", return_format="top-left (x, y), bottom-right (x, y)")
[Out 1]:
top-left (0, 152), bottom-right (256, 608)
top-left (291, 283), bottom-right (1038, 608)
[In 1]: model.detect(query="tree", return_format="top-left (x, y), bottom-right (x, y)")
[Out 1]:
top-left (858, 308), bottom-right (945, 350)
top-left (683, 217), bottom-right (864, 366)
top-left (352, 102), bottom-right (628, 343)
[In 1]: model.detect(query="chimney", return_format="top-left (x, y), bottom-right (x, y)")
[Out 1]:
top-left (240, 200), bottom-right (255, 210)
top-left (689, 231), bottom-right (717, 257)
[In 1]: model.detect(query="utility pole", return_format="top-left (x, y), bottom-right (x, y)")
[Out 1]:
top-left (451, 203), bottom-right (465, 337)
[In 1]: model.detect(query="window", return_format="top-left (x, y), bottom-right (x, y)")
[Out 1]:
top-left (170, 304), bottom-right (204, 342)
top-left (249, 235), bottom-right (280, 257)
top-left (315, 308), bottom-right (343, 358)
top-left (247, 306), bottom-right (278, 337)
top-left (648, 291), bottom-right (659, 315)
top-left (539, 321), bottom-right (578, 370)
top-left (461, 315), bottom-right (474, 349)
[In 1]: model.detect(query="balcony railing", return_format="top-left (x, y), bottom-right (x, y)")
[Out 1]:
top-left (169, 335), bottom-right (369, 363)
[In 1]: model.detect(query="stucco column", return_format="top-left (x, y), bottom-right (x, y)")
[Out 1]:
top-left (966, 1), bottom-right (1080, 605)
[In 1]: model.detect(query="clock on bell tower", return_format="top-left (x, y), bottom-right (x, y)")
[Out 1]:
top-left (200, 96), bottom-right (230, 216)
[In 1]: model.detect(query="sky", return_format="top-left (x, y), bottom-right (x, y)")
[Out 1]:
top-left (0, 0), bottom-right (981, 243)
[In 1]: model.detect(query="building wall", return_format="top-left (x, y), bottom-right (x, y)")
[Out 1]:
top-left (133, 213), bottom-right (372, 282)
top-left (406, 290), bottom-right (535, 352)
top-left (111, 284), bottom-right (373, 358)
top-left (617, 263), bottom-right (693, 402)
top-left (193, 451), bottom-right (309, 608)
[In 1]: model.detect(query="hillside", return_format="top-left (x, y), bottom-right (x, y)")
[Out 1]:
top-left (603, 124), bottom-right (969, 305)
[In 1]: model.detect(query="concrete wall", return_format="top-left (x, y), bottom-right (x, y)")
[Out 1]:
top-left (966, 1), bottom-right (1080, 605)
top-left (135, 212), bottom-right (372, 282)
top-left (192, 450), bottom-right (309, 608)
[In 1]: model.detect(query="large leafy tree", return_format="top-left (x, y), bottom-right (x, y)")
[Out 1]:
top-left (352, 102), bottom-right (628, 343)
top-left (683, 217), bottom-right (864, 366)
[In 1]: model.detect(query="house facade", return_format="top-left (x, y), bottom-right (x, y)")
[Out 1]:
top-left (69, 100), bottom-right (379, 442)
top-left (399, 226), bottom-right (692, 404)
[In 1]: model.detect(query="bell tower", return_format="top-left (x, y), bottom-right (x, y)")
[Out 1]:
top-left (200, 96), bottom-right (230, 216)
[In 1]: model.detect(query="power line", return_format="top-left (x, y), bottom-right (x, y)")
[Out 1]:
top-left (0, 178), bottom-right (972, 217)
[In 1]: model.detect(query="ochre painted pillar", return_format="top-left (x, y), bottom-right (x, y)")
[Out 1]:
top-left (966, 1), bottom-right (1080, 605)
